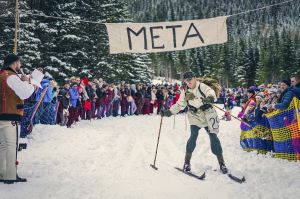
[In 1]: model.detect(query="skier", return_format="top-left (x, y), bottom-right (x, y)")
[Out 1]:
top-left (160, 71), bottom-right (228, 174)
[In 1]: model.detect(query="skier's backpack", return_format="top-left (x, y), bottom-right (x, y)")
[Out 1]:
top-left (196, 77), bottom-right (222, 98)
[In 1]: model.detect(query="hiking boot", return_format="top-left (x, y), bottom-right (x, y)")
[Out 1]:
top-left (183, 162), bottom-right (191, 172)
top-left (183, 153), bottom-right (192, 172)
top-left (217, 154), bottom-right (228, 174)
top-left (219, 162), bottom-right (228, 174)
top-left (2, 175), bottom-right (27, 184)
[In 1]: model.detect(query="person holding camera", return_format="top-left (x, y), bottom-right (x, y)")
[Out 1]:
top-left (0, 54), bottom-right (36, 184)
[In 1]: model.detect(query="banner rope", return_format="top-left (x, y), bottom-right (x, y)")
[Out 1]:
top-left (19, 0), bottom-right (296, 24)
top-left (227, 0), bottom-right (295, 17)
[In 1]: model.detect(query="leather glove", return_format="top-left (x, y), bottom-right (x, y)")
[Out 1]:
top-left (202, 96), bottom-right (215, 104)
top-left (184, 92), bottom-right (195, 101)
top-left (160, 109), bottom-right (173, 117)
top-left (199, 104), bottom-right (212, 111)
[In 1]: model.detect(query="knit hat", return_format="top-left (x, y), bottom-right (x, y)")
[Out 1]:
top-left (281, 79), bottom-right (291, 87)
top-left (4, 53), bottom-right (20, 67)
top-left (183, 71), bottom-right (195, 81)
top-left (247, 89), bottom-right (255, 95)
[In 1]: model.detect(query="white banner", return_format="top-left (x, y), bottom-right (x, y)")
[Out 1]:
top-left (105, 16), bottom-right (228, 54)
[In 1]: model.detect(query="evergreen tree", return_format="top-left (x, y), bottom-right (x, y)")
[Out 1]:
top-left (126, 0), bottom-right (300, 86)
top-left (0, 0), bottom-right (153, 83)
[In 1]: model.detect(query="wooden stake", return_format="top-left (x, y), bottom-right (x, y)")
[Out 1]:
top-left (13, 0), bottom-right (20, 54)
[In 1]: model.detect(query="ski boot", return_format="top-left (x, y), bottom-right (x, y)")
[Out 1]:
top-left (217, 155), bottom-right (228, 174)
top-left (183, 153), bottom-right (192, 173)
top-left (1, 175), bottom-right (27, 184)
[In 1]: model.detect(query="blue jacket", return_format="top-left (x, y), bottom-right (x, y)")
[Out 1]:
top-left (35, 79), bottom-right (53, 103)
top-left (291, 85), bottom-right (300, 99)
top-left (275, 89), bottom-right (294, 110)
top-left (69, 87), bottom-right (79, 108)
top-left (223, 97), bottom-right (234, 110)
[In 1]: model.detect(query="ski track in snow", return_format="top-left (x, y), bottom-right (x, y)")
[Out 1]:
top-left (1, 107), bottom-right (300, 199)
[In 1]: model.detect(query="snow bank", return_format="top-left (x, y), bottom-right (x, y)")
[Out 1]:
top-left (0, 107), bottom-right (299, 199)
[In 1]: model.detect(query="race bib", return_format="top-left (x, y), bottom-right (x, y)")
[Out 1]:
top-left (204, 108), bottom-right (219, 134)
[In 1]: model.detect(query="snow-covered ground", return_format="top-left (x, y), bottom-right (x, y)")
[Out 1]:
top-left (1, 107), bottom-right (300, 199)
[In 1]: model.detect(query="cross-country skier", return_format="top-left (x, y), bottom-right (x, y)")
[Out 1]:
top-left (160, 71), bottom-right (228, 174)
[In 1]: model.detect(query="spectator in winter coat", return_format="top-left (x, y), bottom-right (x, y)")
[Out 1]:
top-left (120, 84), bottom-right (130, 116)
top-left (67, 83), bottom-right (79, 128)
top-left (49, 77), bottom-right (58, 103)
top-left (81, 77), bottom-right (93, 120)
top-left (238, 89), bottom-right (256, 122)
top-left (126, 85), bottom-right (136, 115)
top-left (35, 79), bottom-right (54, 125)
top-left (57, 87), bottom-right (70, 126)
top-left (35, 79), bottom-right (53, 103)
top-left (223, 93), bottom-right (234, 110)
top-left (150, 86), bottom-right (157, 114)
top-left (112, 82), bottom-right (121, 117)
top-left (91, 83), bottom-right (97, 118)
top-left (106, 85), bottom-right (114, 117)
top-left (235, 92), bottom-right (242, 107)
top-left (265, 87), bottom-right (278, 112)
top-left (273, 80), bottom-right (294, 110)
top-left (130, 84), bottom-right (137, 97)
top-left (156, 87), bottom-right (164, 114)
top-left (142, 86), bottom-right (152, 115)
top-left (56, 82), bottom-right (70, 124)
top-left (222, 92), bottom-right (234, 121)
top-left (254, 93), bottom-right (265, 121)
top-left (77, 83), bottom-right (85, 120)
top-left (135, 84), bottom-right (144, 115)
top-left (291, 74), bottom-right (300, 99)
top-left (96, 85), bottom-right (107, 118)
top-left (94, 84), bottom-right (101, 118)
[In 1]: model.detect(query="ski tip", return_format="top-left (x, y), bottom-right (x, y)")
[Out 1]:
top-left (199, 172), bottom-right (206, 180)
top-left (241, 176), bottom-right (246, 183)
top-left (175, 167), bottom-right (206, 180)
top-left (228, 173), bottom-right (246, 184)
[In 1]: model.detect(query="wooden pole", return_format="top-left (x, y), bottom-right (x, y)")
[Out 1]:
top-left (150, 116), bottom-right (164, 170)
top-left (13, 0), bottom-right (20, 54)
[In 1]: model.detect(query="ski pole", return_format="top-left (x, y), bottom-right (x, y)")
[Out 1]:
top-left (211, 104), bottom-right (251, 127)
top-left (150, 115), bottom-right (164, 170)
top-left (28, 86), bottom-right (49, 133)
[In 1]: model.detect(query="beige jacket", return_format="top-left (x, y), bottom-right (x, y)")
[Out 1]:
top-left (170, 81), bottom-right (217, 128)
